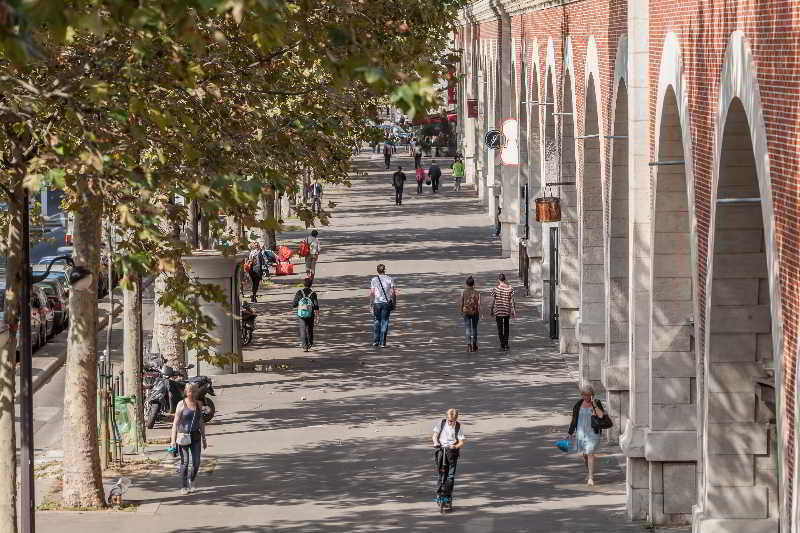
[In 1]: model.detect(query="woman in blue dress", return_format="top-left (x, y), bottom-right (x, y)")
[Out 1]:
top-left (567, 382), bottom-right (606, 486)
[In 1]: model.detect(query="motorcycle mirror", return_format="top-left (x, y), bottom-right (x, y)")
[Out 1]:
top-left (186, 364), bottom-right (195, 370)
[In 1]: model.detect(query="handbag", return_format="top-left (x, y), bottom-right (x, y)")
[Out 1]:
top-left (590, 401), bottom-right (613, 431)
top-left (376, 275), bottom-right (395, 311)
top-left (176, 403), bottom-right (198, 446)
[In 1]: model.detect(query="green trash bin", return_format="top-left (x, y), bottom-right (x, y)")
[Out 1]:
top-left (114, 395), bottom-right (136, 444)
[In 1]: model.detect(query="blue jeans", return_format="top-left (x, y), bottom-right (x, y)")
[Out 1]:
top-left (373, 302), bottom-right (391, 345)
top-left (463, 315), bottom-right (479, 345)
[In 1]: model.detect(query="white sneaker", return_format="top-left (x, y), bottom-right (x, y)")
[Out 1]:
top-left (180, 488), bottom-right (188, 495)
top-left (188, 479), bottom-right (195, 493)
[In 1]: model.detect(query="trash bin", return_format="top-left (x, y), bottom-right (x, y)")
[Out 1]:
top-left (114, 395), bottom-right (135, 444)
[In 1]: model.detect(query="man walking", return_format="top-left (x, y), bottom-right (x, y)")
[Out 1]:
top-left (383, 140), bottom-right (392, 169)
top-left (306, 229), bottom-right (320, 274)
top-left (428, 160), bottom-right (442, 193)
top-left (369, 264), bottom-right (396, 347)
top-left (246, 242), bottom-right (266, 302)
top-left (432, 409), bottom-right (466, 512)
top-left (310, 180), bottom-right (323, 214)
top-left (451, 156), bottom-right (465, 192)
top-left (413, 140), bottom-right (423, 169)
top-left (392, 166), bottom-right (406, 205)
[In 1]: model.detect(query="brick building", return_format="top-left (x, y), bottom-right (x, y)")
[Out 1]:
top-left (454, 1), bottom-right (797, 531)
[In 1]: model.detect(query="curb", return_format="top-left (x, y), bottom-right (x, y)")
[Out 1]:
top-left (25, 276), bottom-right (155, 397)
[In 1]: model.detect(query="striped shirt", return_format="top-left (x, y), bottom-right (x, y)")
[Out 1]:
top-left (491, 284), bottom-right (514, 317)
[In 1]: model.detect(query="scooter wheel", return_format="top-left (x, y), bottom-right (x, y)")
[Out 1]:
top-left (242, 327), bottom-right (253, 347)
top-left (201, 398), bottom-right (215, 423)
top-left (145, 402), bottom-right (159, 429)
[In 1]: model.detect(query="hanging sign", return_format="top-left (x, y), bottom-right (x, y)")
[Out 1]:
top-left (501, 118), bottom-right (519, 166)
top-left (484, 129), bottom-right (505, 149)
top-left (467, 99), bottom-right (478, 118)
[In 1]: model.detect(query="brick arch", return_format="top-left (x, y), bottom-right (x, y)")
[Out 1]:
top-left (578, 36), bottom-right (607, 390)
top-left (604, 35), bottom-right (630, 443)
top-left (701, 29), bottom-right (784, 532)
top-left (648, 31), bottom-right (700, 524)
top-left (557, 36), bottom-right (580, 355)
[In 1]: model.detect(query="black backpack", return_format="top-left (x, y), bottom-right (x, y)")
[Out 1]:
top-left (437, 419), bottom-right (461, 445)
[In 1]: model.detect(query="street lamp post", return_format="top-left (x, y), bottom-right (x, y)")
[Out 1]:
top-left (19, 191), bottom-right (93, 533)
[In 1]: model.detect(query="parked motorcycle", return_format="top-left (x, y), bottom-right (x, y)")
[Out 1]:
top-left (241, 301), bottom-right (257, 346)
top-left (144, 364), bottom-right (216, 429)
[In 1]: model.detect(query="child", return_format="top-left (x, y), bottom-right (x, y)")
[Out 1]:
top-left (415, 167), bottom-right (426, 195)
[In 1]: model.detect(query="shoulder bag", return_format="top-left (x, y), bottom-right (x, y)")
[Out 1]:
top-left (590, 400), bottom-right (613, 432)
top-left (377, 276), bottom-right (396, 312)
top-left (176, 403), bottom-right (198, 446)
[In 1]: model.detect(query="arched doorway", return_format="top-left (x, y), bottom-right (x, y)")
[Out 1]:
top-left (605, 79), bottom-right (629, 443)
top-left (704, 97), bottom-right (778, 526)
top-left (579, 74), bottom-right (605, 389)
top-left (649, 85), bottom-right (696, 523)
top-left (558, 69), bottom-right (579, 355)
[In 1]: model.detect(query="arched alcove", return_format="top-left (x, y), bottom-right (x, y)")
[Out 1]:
top-left (558, 69), bottom-right (579, 355)
top-left (606, 79), bottom-right (629, 443)
top-left (650, 85), bottom-right (696, 522)
top-left (579, 74), bottom-right (605, 388)
top-left (705, 97), bottom-right (778, 523)
top-left (542, 67), bottom-right (558, 336)
top-left (526, 65), bottom-right (542, 300)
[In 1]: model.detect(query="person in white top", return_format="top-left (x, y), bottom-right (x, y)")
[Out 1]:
top-left (368, 263), bottom-right (396, 347)
top-left (306, 230), bottom-right (320, 274)
top-left (432, 408), bottom-right (466, 510)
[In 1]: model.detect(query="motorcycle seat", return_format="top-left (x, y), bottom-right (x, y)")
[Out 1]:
top-left (188, 376), bottom-right (210, 384)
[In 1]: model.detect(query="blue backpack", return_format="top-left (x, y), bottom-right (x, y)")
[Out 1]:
top-left (297, 290), bottom-right (314, 318)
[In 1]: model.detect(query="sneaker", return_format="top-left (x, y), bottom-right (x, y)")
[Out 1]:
top-left (188, 479), bottom-right (195, 493)
top-left (180, 488), bottom-right (189, 495)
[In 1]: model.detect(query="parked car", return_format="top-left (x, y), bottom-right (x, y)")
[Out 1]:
top-left (0, 284), bottom-right (48, 356)
top-left (32, 286), bottom-right (54, 340)
top-left (36, 280), bottom-right (68, 332)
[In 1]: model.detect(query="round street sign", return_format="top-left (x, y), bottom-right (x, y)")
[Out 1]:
top-left (484, 129), bottom-right (505, 149)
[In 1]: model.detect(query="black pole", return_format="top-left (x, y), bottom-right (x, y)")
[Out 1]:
top-left (20, 190), bottom-right (35, 533)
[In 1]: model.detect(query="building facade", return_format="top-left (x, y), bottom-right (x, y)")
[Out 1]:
top-left (455, 1), bottom-right (798, 532)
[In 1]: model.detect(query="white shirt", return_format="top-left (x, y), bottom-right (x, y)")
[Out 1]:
top-left (370, 275), bottom-right (394, 303)
top-left (433, 420), bottom-right (465, 447)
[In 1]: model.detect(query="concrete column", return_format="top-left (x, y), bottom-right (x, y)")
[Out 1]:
top-left (622, 0), bottom-right (651, 521)
top-left (182, 251), bottom-right (248, 375)
top-left (496, 14), bottom-right (516, 257)
top-left (464, 23), bottom-right (479, 189)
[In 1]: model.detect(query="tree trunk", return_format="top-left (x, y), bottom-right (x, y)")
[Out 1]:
top-left (62, 177), bottom-right (106, 508)
top-left (122, 274), bottom-right (143, 448)
top-left (264, 186), bottom-right (277, 251)
top-left (154, 215), bottom-right (185, 369)
top-left (0, 182), bottom-right (23, 533)
top-left (199, 206), bottom-right (210, 249)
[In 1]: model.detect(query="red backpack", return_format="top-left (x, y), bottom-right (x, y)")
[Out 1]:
top-left (298, 240), bottom-right (310, 257)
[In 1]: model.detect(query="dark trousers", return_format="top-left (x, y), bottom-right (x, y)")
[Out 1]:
top-left (414, 154), bottom-right (422, 168)
top-left (464, 315), bottom-right (479, 345)
top-left (179, 432), bottom-right (202, 488)
top-left (384, 153), bottom-right (391, 168)
top-left (416, 181), bottom-right (423, 194)
top-left (394, 186), bottom-right (404, 205)
top-left (436, 448), bottom-right (459, 498)
top-left (249, 271), bottom-right (262, 300)
top-left (297, 316), bottom-right (315, 349)
top-left (496, 315), bottom-right (510, 348)
top-left (431, 176), bottom-right (440, 193)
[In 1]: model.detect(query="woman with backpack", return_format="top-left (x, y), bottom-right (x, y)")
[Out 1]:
top-left (459, 276), bottom-right (481, 352)
top-left (292, 278), bottom-right (320, 351)
top-left (245, 242), bottom-right (266, 302)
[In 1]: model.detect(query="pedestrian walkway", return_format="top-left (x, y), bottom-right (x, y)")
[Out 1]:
top-left (36, 151), bottom-right (678, 532)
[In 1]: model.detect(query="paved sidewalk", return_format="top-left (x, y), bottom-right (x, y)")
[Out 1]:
top-left (37, 152), bottom-right (669, 532)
